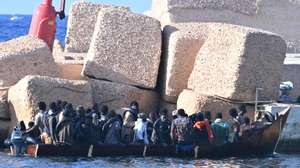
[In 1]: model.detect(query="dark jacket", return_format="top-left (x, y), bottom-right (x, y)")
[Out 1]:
top-left (56, 113), bottom-right (75, 145)
top-left (151, 118), bottom-right (171, 145)
top-left (103, 117), bottom-right (122, 144)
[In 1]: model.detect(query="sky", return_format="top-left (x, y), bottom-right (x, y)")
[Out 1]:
top-left (0, 0), bottom-right (151, 15)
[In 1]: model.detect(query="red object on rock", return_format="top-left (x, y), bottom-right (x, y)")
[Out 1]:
top-left (29, 0), bottom-right (65, 50)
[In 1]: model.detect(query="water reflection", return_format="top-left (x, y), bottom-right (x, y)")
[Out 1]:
top-left (0, 152), bottom-right (299, 168)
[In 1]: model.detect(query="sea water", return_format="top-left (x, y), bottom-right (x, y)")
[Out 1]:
top-left (0, 152), bottom-right (300, 168)
top-left (0, 15), bottom-right (67, 44)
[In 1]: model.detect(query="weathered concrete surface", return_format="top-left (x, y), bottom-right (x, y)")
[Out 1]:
top-left (8, 76), bottom-right (93, 125)
top-left (0, 36), bottom-right (59, 87)
top-left (177, 89), bottom-right (240, 119)
top-left (0, 90), bottom-right (9, 119)
top-left (159, 24), bottom-right (208, 103)
top-left (89, 79), bottom-right (159, 115)
top-left (263, 104), bottom-right (300, 152)
top-left (83, 8), bottom-right (162, 89)
top-left (65, 2), bottom-right (129, 53)
top-left (188, 23), bottom-right (286, 101)
top-left (56, 53), bottom-right (86, 80)
top-left (57, 60), bottom-right (84, 80)
top-left (148, 0), bottom-right (300, 52)
top-left (0, 121), bottom-right (12, 140)
top-left (158, 100), bottom-right (177, 120)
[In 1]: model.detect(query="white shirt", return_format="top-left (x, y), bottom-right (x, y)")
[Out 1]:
top-left (133, 118), bottom-right (149, 144)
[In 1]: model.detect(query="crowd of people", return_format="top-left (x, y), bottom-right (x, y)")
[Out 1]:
top-left (9, 100), bottom-right (275, 155)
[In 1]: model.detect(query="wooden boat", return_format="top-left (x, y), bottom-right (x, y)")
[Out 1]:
top-left (24, 106), bottom-right (291, 158)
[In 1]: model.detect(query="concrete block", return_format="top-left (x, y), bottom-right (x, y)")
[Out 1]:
top-left (82, 8), bottom-right (162, 89)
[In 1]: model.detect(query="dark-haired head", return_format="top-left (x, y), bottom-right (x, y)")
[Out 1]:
top-left (195, 112), bottom-right (204, 121)
top-left (62, 101), bottom-right (68, 109)
top-left (19, 121), bottom-right (26, 131)
top-left (38, 102), bottom-right (46, 111)
top-left (177, 109), bottom-right (186, 117)
top-left (216, 112), bottom-right (223, 119)
top-left (28, 121), bottom-right (35, 128)
top-left (101, 105), bottom-right (109, 115)
top-left (49, 102), bottom-right (57, 111)
top-left (239, 105), bottom-right (247, 114)
top-left (245, 117), bottom-right (250, 125)
top-left (229, 108), bottom-right (238, 118)
top-left (108, 110), bottom-right (117, 118)
top-left (204, 111), bottom-right (211, 120)
top-left (56, 100), bottom-right (63, 112)
top-left (76, 106), bottom-right (85, 118)
top-left (66, 103), bottom-right (73, 111)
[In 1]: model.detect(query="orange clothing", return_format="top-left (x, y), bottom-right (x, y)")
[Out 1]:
top-left (194, 120), bottom-right (214, 144)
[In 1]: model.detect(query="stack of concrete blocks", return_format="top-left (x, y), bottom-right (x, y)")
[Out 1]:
top-left (0, 35), bottom-right (59, 138)
top-left (169, 23), bottom-right (286, 117)
top-left (5, 2), bottom-right (163, 130)
top-left (146, 0), bottom-right (300, 53)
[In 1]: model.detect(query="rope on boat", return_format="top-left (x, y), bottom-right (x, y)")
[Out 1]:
top-left (212, 95), bottom-right (274, 105)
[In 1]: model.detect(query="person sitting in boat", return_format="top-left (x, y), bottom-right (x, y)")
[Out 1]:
top-left (100, 105), bottom-right (109, 122)
top-left (91, 112), bottom-right (102, 144)
top-left (74, 106), bottom-right (91, 144)
top-left (172, 110), bottom-right (178, 120)
top-left (227, 108), bottom-right (240, 143)
top-left (133, 113), bottom-right (152, 145)
top-left (34, 101), bottom-right (47, 133)
top-left (171, 109), bottom-right (193, 153)
top-left (102, 110), bottom-right (123, 144)
top-left (193, 112), bottom-right (214, 145)
top-left (121, 101), bottom-right (139, 144)
top-left (56, 100), bottom-right (63, 115)
top-left (56, 103), bottom-right (76, 145)
top-left (211, 112), bottom-right (230, 146)
top-left (151, 109), bottom-right (172, 146)
top-left (25, 121), bottom-right (41, 143)
top-left (43, 102), bottom-right (59, 144)
top-left (204, 111), bottom-right (212, 125)
top-left (58, 101), bottom-right (68, 123)
top-left (10, 123), bottom-right (26, 156)
top-left (239, 117), bottom-right (252, 137)
top-left (97, 105), bottom-right (109, 141)
top-left (237, 105), bottom-right (248, 125)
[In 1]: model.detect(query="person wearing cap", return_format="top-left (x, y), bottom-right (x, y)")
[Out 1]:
top-left (151, 109), bottom-right (172, 145)
top-left (133, 113), bottom-right (152, 145)
top-left (211, 112), bottom-right (230, 146)
top-left (121, 101), bottom-right (140, 144)
top-left (171, 109), bottom-right (193, 153)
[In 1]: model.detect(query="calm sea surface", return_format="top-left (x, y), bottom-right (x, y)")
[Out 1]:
top-left (0, 15), bottom-right (67, 45)
top-left (1, 14), bottom-right (300, 168)
top-left (0, 152), bottom-right (299, 168)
